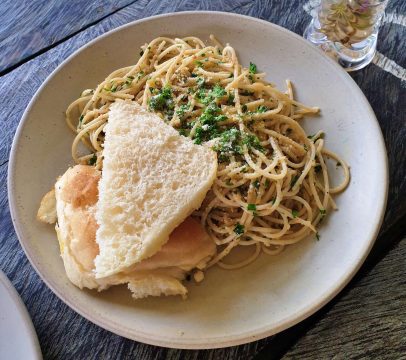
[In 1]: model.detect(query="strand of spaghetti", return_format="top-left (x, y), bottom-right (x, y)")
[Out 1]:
top-left (207, 238), bottom-right (240, 268)
top-left (71, 117), bottom-right (106, 163)
top-left (262, 244), bottom-right (284, 255)
top-left (218, 243), bottom-right (261, 269)
top-left (321, 148), bottom-right (350, 193)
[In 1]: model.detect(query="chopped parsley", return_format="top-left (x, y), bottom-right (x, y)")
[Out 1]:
top-left (195, 84), bottom-right (226, 105)
top-left (227, 92), bottom-right (235, 105)
top-left (314, 164), bottom-right (322, 173)
top-left (240, 90), bottom-right (254, 96)
top-left (336, 162), bottom-right (342, 167)
top-left (178, 129), bottom-right (188, 137)
top-left (290, 175), bottom-right (299, 189)
top-left (88, 154), bottom-right (97, 166)
top-left (78, 115), bottom-right (84, 127)
top-left (195, 60), bottom-right (204, 67)
top-left (247, 204), bottom-right (257, 211)
top-left (315, 232), bottom-right (320, 241)
top-left (125, 76), bottom-right (134, 86)
top-left (212, 84), bottom-right (226, 98)
top-left (292, 209), bottom-right (299, 218)
top-left (320, 209), bottom-right (327, 216)
top-left (303, 144), bottom-right (308, 152)
top-left (196, 77), bottom-right (205, 88)
top-left (176, 104), bottom-right (190, 119)
top-left (194, 103), bottom-right (226, 145)
top-left (307, 132), bottom-right (325, 142)
top-left (242, 104), bottom-right (248, 113)
top-left (234, 223), bottom-right (245, 235)
top-left (265, 179), bottom-right (270, 188)
top-left (252, 179), bottom-right (260, 189)
top-left (257, 105), bottom-right (268, 113)
top-left (148, 86), bottom-right (174, 114)
top-left (242, 133), bottom-right (263, 152)
top-left (249, 62), bottom-right (257, 74)
top-left (139, 49), bottom-right (144, 56)
top-left (104, 82), bottom-right (117, 92)
top-left (212, 128), bottom-right (242, 157)
top-left (211, 128), bottom-right (263, 160)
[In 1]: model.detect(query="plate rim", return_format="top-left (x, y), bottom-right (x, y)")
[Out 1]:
top-left (7, 10), bottom-right (389, 349)
top-left (0, 270), bottom-right (43, 359)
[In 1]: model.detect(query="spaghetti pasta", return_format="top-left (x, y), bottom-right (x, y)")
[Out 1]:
top-left (66, 35), bottom-right (350, 270)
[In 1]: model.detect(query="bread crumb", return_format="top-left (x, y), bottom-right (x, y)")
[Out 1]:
top-left (193, 270), bottom-right (204, 283)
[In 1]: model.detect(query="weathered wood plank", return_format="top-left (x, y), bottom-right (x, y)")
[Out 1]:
top-left (0, 0), bottom-right (136, 73)
top-left (281, 238), bottom-right (406, 360)
top-left (0, 0), bottom-right (405, 359)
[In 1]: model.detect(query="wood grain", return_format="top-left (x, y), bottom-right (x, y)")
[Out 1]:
top-left (0, 0), bottom-right (136, 73)
top-left (0, 1), bottom-right (405, 359)
top-left (281, 238), bottom-right (406, 360)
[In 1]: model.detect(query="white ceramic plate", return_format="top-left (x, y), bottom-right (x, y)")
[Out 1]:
top-left (0, 271), bottom-right (42, 359)
top-left (8, 11), bottom-right (388, 349)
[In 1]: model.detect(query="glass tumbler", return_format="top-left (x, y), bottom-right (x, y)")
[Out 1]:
top-left (304, 0), bottom-right (388, 71)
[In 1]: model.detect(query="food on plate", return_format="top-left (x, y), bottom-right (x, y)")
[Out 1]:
top-left (95, 101), bottom-right (217, 278)
top-left (39, 35), bottom-right (349, 298)
top-left (38, 116), bottom-right (217, 298)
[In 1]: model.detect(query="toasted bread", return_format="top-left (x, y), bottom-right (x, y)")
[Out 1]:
top-left (94, 101), bottom-right (217, 278)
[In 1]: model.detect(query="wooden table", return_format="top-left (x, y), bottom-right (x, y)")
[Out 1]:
top-left (0, 1), bottom-right (405, 359)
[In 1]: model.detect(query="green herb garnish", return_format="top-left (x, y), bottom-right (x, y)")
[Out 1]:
top-left (88, 154), bottom-right (97, 166)
top-left (290, 175), bottom-right (299, 189)
top-left (307, 132), bottom-right (325, 142)
top-left (247, 204), bottom-right (257, 211)
top-left (253, 180), bottom-right (260, 189)
top-left (249, 62), bottom-right (257, 74)
top-left (196, 77), bottom-right (205, 88)
top-left (292, 209), bottom-right (299, 218)
top-left (240, 90), bottom-right (254, 96)
top-left (148, 86), bottom-right (174, 113)
top-left (212, 128), bottom-right (242, 156)
top-left (242, 133), bottom-right (263, 152)
top-left (176, 104), bottom-right (190, 119)
top-left (212, 84), bottom-right (226, 98)
top-left (234, 223), bottom-right (245, 235)
top-left (227, 93), bottom-right (235, 105)
top-left (257, 105), bottom-right (268, 113)
top-left (125, 76), bottom-right (135, 86)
